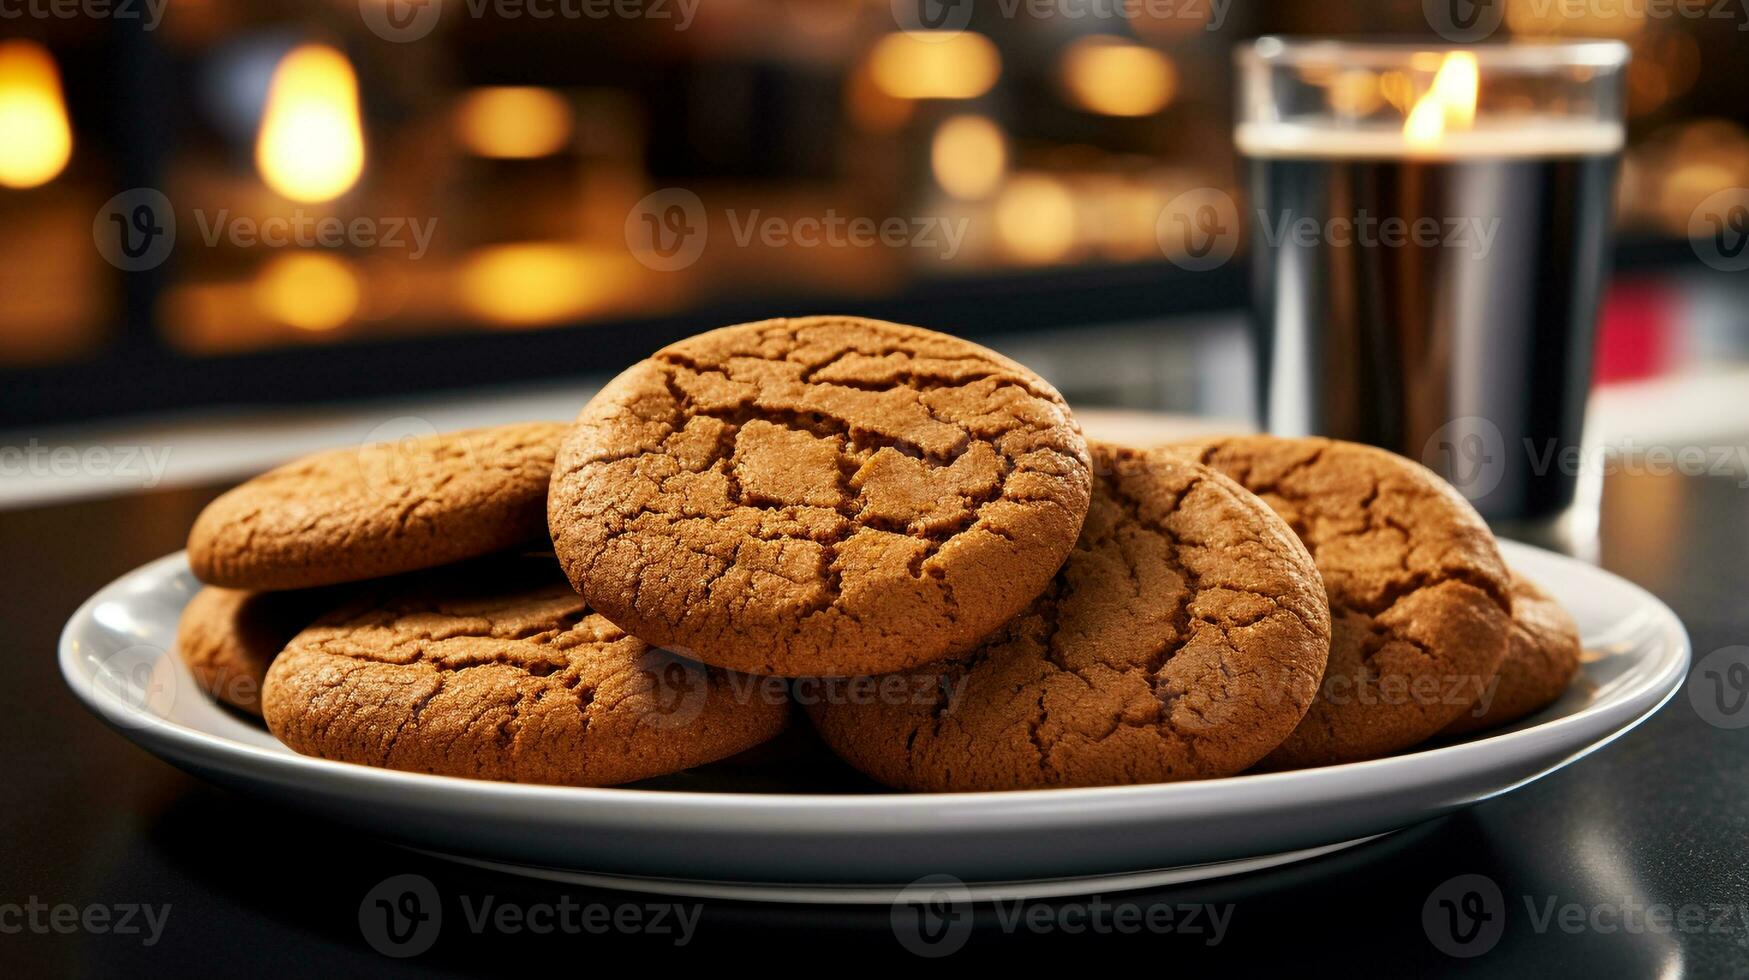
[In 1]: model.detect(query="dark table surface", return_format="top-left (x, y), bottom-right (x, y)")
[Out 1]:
top-left (4, 463), bottom-right (1746, 976)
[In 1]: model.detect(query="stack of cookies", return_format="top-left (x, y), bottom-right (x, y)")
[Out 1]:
top-left (180, 316), bottom-right (1582, 792)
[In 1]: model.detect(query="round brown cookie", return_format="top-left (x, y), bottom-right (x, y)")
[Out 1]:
top-left (805, 444), bottom-right (1331, 792)
top-left (190, 422), bottom-right (568, 590)
top-left (548, 316), bottom-right (1093, 677)
top-left (177, 585), bottom-right (341, 716)
top-left (262, 558), bottom-right (790, 786)
top-left (1442, 572), bottom-right (1581, 735)
top-left (1174, 435), bottom-right (1512, 768)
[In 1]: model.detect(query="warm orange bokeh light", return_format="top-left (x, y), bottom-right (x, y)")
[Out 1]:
top-left (1060, 37), bottom-right (1175, 117)
top-left (996, 175), bottom-right (1075, 264)
top-left (256, 45), bottom-right (366, 202)
top-left (0, 41), bottom-right (73, 189)
top-left (932, 115), bottom-right (1005, 200)
top-left (252, 252), bottom-right (360, 332)
top-left (458, 243), bottom-right (629, 327)
top-left (866, 33), bottom-right (1001, 100)
top-left (455, 87), bottom-right (573, 159)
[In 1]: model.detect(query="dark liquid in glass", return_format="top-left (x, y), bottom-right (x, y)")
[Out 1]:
top-left (1246, 151), bottom-right (1618, 520)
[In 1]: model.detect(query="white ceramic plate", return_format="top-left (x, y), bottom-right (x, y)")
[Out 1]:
top-left (61, 540), bottom-right (1689, 903)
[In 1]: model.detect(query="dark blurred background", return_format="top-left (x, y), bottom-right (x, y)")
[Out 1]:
top-left (2, 0), bottom-right (1746, 426)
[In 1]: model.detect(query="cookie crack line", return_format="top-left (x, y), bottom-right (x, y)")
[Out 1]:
top-left (550, 316), bottom-right (1094, 678)
top-left (903, 465), bottom-right (1318, 771)
top-left (806, 446), bottom-right (1332, 791)
top-left (658, 329), bottom-right (1061, 403)
top-left (653, 359), bottom-right (1043, 469)
top-left (643, 372), bottom-right (1030, 549)
top-left (1200, 439), bottom-right (1512, 618)
top-left (607, 369), bottom-right (1066, 592)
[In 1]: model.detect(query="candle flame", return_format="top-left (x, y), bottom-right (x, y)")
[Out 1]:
top-left (0, 40), bottom-right (73, 189)
top-left (256, 45), bottom-right (365, 202)
top-left (1403, 52), bottom-right (1479, 149)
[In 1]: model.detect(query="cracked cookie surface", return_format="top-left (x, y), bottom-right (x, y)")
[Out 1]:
top-left (806, 444), bottom-right (1331, 791)
top-left (177, 585), bottom-right (341, 716)
top-left (190, 422), bottom-right (568, 590)
top-left (1175, 435), bottom-right (1512, 768)
top-left (547, 316), bottom-right (1093, 677)
top-left (262, 557), bottom-right (790, 786)
top-left (1442, 571), bottom-right (1580, 736)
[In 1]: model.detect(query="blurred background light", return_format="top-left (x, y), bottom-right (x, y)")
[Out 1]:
top-left (0, 40), bottom-right (73, 190)
top-left (255, 44), bottom-right (366, 202)
top-left (251, 252), bottom-right (360, 332)
top-left (454, 87), bottom-right (574, 159)
top-left (866, 32), bottom-right (1001, 100)
top-left (458, 243), bottom-right (630, 327)
top-left (1327, 69), bottom-right (1384, 120)
top-left (3, 0), bottom-right (1748, 424)
top-left (1059, 37), bottom-right (1176, 118)
top-left (996, 175), bottom-right (1076, 264)
top-left (931, 114), bottom-right (1006, 200)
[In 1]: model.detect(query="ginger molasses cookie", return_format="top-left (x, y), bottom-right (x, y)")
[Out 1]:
top-left (1442, 572), bottom-right (1581, 736)
top-left (177, 585), bottom-right (339, 716)
top-left (190, 422), bottom-right (567, 591)
top-left (1176, 436), bottom-right (1512, 768)
top-left (262, 558), bottom-right (789, 786)
top-left (547, 316), bottom-right (1093, 677)
top-left (806, 444), bottom-right (1331, 792)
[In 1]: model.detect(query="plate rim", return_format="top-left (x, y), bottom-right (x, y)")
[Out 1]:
top-left (424, 834), bottom-right (1392, 903)
top-left (60, 541), bottom-right (1692, 832)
